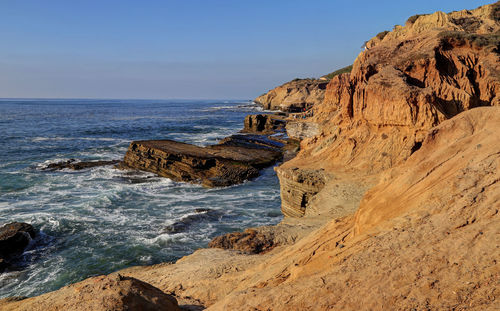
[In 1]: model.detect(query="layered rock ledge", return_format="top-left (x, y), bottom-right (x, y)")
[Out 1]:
top-left (120, 137), bottom-right (282, 187)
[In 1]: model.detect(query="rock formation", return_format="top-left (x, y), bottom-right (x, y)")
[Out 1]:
top-left (0, 222), bottom-right (36, 273)
top-left (254, 78), bottom-right (328, 112)
top-left (208, 228), bottom-right (275, 254)
top-left (277, 1), bottom-right (500, 217)
top-left (284, 120), bottom-right (319, 139)
top-left (242, 113), bottom-right (287, 134)
top-left (0, 274), bottom-right (181, 311)
top-left (120, 138), bottom-right (282, 187)
top-left (42, 159), bottom-right (121, 171)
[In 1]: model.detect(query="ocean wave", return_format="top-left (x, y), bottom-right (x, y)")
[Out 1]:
top-left (0, 99), bottom-right (282, 299)
top-left (31, 137), bottom-right (125, 142)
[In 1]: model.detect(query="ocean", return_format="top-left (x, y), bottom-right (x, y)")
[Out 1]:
top-left (0, 99), bottom-right (282, 298)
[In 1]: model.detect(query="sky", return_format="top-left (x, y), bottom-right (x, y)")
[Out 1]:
top-left (0, 0), bottom-right (493, 99)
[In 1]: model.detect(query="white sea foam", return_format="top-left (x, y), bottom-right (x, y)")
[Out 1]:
top-left (32, 136), bottom-right (126, 142)
top-left (0, 99), bottom-right (283, 299)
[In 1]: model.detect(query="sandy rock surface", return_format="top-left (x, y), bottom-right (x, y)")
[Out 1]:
top-left (0, 275), bottom-right (181, 311)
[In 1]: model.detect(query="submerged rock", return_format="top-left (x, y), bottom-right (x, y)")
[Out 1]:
top-left (42, 159), bottom-right (121, 171)
top-left (164, 209), bottom-right (223, 234)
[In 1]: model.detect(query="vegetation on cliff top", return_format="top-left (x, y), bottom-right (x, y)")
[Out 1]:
top-left (438, 30), bottom-right (500, 51)
top-left (406, 14), bottom-right (427, 25)
top-left (322, 65), bottom-right (353, 80)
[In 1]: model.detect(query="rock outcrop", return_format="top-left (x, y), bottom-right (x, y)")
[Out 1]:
top-left (254, 79), bottom-right (328, 112)
top-left (277, 1), bottom-right (500, 217)
top-left (275, 168), bottom-right (327, 217)
top-left (242, 113), bottom-right (287, 134)
top-left (354, 106), bottom-right (500, 236)
top-left (121, 138), bottom-right (282, 187)
top-left (285, 120), bottom-right (319, 139)
top-left (0, 222), bottom-right (36, 272)
top-left (0, 274), bottom-right (181, 311)
top-left (208, 228), bottom-right (275, 254)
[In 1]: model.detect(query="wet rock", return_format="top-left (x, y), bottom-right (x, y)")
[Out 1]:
top-left (42, 159), bottom-right (121, 171)
top-left (218, 134), bottom-right (284, 151)
top-left (0, 222), bottom-right (36, 259)
top-left (164, 209), bottom-right (223, 234)
top-left (120, 139), bottom-right (282, 187)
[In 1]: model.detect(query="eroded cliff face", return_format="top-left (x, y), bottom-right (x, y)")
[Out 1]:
top-left (278, 1), bottom-right (500, 218)
top-left (254, 78), bottom-right (328, 112)
top-left (122, 107), bottom-right (500, 311)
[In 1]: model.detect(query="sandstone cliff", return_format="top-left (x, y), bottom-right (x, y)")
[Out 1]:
top-left (254, 78), bottom-right (328, 112)
top-left (277, 1), bottom-right (500, 218)
top-left (2, 2), bottom-right (499, 311)
top-left (106, 107), bottom-right (500, 310)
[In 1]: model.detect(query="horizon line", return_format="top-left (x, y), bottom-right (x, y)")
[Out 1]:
top-left (0, 97), bottom-right (253, 102)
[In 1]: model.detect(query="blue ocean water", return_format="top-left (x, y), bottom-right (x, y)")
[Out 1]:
top-left (0, 99), bottom-right (282, 298)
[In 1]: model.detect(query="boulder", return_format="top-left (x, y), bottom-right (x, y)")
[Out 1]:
top-left (0, 274), bottom-right (181, 311)
top-left (0, 222), bottom-right (36, 259)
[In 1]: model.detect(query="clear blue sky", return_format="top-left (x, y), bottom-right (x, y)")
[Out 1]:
top-left (0, 0), bottom-right (492, 99)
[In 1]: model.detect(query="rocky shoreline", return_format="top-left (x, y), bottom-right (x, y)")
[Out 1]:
top-left (1, 2), bottom-right (499, 310)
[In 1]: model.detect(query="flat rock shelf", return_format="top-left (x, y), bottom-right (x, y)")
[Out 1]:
top-left (120, 137), bottom-right (283, 187)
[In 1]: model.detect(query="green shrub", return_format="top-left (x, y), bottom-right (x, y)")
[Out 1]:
top-left (322, 65), bottom-right (353, 80)
top-left (491, 2), bottom-right (500, 21)
top-left (438, 30), bottom-right (500, 50)
top-left (376, 30), bottom-right (390, 40)
top-left (406, 14), bottom-right (427, 24)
